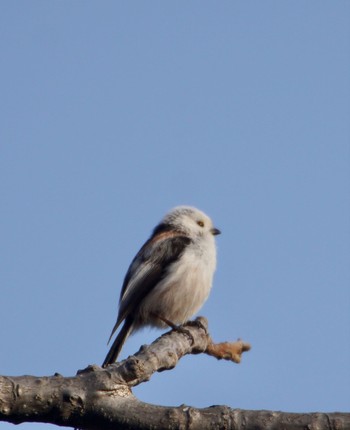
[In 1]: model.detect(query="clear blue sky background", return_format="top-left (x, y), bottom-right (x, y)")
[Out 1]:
top-left (1, 2), bottom-right (349, 429)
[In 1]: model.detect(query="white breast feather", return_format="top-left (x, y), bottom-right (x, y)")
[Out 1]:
top-left (138, 235), bottom-right (217, 326)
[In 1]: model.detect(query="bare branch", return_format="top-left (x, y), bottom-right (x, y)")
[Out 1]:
top-left (1, 318), bottom-right (348, 429)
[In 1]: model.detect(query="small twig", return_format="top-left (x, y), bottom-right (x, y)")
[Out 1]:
top-left (205, 338), bottom-right (251, 363)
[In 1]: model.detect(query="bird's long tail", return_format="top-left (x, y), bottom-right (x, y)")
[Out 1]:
top-left (102, 318), bottom-right (134, 367)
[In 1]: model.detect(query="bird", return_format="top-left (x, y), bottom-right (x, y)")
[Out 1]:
top-left (102, 206), bottom-right (220, 367)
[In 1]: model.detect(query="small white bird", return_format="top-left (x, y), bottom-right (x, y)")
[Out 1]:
top-left (102, 206), bottom-right (220, 367)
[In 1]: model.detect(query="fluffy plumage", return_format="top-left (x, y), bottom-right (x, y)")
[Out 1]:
top-left (102, 206), bottom-right (220, 367)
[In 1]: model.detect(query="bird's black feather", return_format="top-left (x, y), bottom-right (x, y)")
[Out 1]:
top-left (107, 234), bottom-right (192, 343)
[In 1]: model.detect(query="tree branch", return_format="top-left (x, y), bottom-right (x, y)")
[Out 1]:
top-left (1, 317), bottom-right (348, 429)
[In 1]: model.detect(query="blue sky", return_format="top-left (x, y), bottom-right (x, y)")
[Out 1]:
top-left (1, 2), bottom-right (349, 429)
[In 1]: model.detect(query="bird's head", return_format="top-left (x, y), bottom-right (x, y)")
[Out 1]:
top-left (160, 206), bottom-right (221, 239)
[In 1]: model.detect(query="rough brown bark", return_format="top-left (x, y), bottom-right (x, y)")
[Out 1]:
top-left (0, 318), bottom-right (348, 429)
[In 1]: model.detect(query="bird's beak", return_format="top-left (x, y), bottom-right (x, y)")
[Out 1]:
top-left (211, 227), bottom-right (221, 236)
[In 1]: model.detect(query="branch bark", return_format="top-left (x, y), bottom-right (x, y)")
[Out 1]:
top-left (1, 317), bottom-right (348, 430)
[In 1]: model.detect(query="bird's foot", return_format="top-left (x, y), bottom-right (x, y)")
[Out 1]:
top-left (184, 316), bottom-right (208, 332)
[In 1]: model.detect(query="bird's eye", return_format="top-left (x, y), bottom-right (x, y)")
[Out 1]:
top-left (197, 220), bottom-right (205, 227)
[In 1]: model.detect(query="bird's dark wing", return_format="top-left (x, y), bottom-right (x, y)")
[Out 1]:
top-left (107, 233), bottom-right (191, 343)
